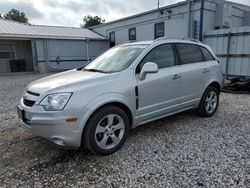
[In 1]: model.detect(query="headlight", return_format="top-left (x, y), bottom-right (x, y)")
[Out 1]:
top-left (39, 93), bottom-right (72, 111)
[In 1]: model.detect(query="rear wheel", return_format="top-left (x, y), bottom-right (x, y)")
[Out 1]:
top-left (83, 106), bottom-right (130, 155)
top-left (196, 86), bottom-right (219, 117)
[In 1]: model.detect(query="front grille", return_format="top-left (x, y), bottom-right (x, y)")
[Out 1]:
top-left (23, 99), bottom-right (35, 107)
top-left (23, 90), bottom-right (40, 107)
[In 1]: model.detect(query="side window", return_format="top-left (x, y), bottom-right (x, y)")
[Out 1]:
top-left (154, 22), bottom-right (164, 39)
top-left (109, 32), bottom-right (115, 47)
top-left (137, 44), bottom-right (175, 72)
top-left (129, 28), bottom-right (136, 41)
top-left (175, 43), bottom-right (203, 65)
top-left (200, 46), bottom-right (215, 61)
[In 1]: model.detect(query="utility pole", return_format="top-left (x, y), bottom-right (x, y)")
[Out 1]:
top-left (158, 0), bottom-right (160, 9)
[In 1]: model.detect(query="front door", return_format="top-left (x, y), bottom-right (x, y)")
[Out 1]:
top-left (136, 44), bottom-right (182, 122)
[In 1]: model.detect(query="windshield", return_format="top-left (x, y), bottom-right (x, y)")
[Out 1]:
top-left (84, 45), bottom-right (147, 73)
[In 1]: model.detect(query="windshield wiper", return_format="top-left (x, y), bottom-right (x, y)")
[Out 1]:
top-left (83, 68), bottom-right (110, 73)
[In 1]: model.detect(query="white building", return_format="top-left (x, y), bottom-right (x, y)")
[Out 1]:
top-left (92, 0), bottom-right (250, 45)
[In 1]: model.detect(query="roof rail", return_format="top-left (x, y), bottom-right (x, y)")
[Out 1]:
top-left (154, 36), bottom-right (201, 43)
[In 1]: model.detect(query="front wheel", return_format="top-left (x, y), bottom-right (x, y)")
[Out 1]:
top-left (196, 86), bottom-right (219, 117)
top-left (83, 106), bottom-right (130, 155)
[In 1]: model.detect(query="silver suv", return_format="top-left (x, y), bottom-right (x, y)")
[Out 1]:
top-left (18, 38), bottom-right (223, 155)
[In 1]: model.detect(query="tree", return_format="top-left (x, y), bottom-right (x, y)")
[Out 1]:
top-left (80, 15), bottom-right (105, 28)
top-left (3, 8), bottom-right (29, 24)
top-left (0, 13), bottom-right (2, 18)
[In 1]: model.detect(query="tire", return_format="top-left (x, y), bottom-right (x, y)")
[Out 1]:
top-left (83, 106), bottom-right (130, 155)
top-left (195, 86), bottom-right (220, 117)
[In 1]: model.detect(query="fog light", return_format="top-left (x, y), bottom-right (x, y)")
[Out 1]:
top-left (65, 118), bottom-right (78, 122)
top-left (52, 137), bottom-right (65, 146)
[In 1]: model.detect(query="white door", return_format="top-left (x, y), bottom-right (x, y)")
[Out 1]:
top-left (174, 43), bottom-right (214, 104)
top-left (136, 44), bottom-right (182, 122)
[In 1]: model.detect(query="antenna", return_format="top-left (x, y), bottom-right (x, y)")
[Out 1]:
top-left (158, 0), bottom-right (164, 15)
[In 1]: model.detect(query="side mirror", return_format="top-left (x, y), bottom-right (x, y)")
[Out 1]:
top-left (139, 62), bottom-right (158, 80)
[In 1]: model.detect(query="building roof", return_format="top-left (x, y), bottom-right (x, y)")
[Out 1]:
top-left (0, 19), bottom-right (106, 40)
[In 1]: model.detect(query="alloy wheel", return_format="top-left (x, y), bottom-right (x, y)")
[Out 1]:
top-left (95, 114), bottom-right (125, 150)
top-left (205, 91), bottom-right (218, 114)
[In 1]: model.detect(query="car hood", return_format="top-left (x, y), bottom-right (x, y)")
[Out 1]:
top-left (27, 69), bottom-right (119, 94)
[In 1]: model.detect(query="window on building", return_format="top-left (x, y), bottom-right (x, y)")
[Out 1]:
top-left (109, 32), bottom-right (115, 47)
top-left (137, 44), bottom-right (175, 72)
top-left (129, 28), bottom-right (136, 41)
top-left (175, 43), bottom-right (203, 64)
top-left (154, 22), bottom-right (164, 39)
top-left (200, 46), bottom-right (215, 61)
top-left (0, 43), bottom-right (15, 60)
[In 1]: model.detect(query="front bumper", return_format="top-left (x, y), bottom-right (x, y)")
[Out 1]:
top-left (17, 101), bottom-right (83, 148)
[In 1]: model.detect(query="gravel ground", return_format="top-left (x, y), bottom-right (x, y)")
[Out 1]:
top-left (0, 73), bottom-right (250, 187)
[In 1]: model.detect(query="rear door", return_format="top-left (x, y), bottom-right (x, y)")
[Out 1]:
top-left (174, 43), bottom-right (211, 104)
top-left (136, 44), bottom-right (182, 122)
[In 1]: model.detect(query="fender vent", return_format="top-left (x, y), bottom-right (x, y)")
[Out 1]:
top-left (135, 86), bottom-right (139, 110)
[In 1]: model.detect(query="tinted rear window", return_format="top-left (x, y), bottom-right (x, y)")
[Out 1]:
top-left (200, 46), bottom-right (215, 61)
top-left (175, 43), bottom-right (203, 65)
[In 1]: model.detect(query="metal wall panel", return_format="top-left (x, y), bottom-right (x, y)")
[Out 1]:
top-left (35, 39), bottom-right (109, 72)
top-left (204, 27), bottom-right (250, 77)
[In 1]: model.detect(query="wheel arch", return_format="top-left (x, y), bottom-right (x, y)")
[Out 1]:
top-left (196, 81), bottom-right (221, 117)
top-left (92, 102), bottom-right (134, 127)
top-left (197, 80), bottom-right (221, 108)
top-left (80, 96), bottom-right (134, 147)
top-left (207, 81), bottom-right (222, 92)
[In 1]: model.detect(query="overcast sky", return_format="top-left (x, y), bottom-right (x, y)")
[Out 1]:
top-left (0, 0), bottom-right (250, 27)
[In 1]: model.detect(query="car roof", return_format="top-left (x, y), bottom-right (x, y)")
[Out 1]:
top-left (121, 41), bottom-right (153, 46)
top-left (120, 38), bottom-right (205, 46)
top-left (119, 39), bottom-right (216, 58)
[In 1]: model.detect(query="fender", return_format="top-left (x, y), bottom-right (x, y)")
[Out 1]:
top-left (78, 92), bottom-right (135, 137)
top-left (204, 79), bottom-right (223, 94)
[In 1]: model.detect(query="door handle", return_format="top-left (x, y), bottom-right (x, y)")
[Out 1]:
top-left (203, 68), bottom-right (210, 73)
top-left (173, 74), bottom-right (181, 80)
